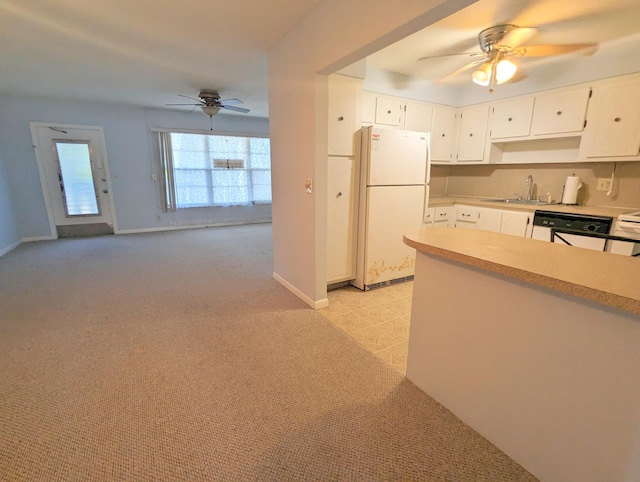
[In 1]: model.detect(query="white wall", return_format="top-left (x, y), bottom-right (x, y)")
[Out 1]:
top-left (0, 141), bottom-right (20, 256)
top-left (0, 94), bottom-right (270, 238)
top-left (267, 0), bottom-right (478, 307)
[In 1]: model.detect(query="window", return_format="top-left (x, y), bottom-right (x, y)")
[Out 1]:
top-left (155, 131), bottom-right (271, 211)
top-left (54, 141), bottom-right (101, 216)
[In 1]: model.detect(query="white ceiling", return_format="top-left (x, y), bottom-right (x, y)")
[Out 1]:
top-left (0, 0), bottom-right (322, 118)
top-left (1, 0), bottom-right (639, 119)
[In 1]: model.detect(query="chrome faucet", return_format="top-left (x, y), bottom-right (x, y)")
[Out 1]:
top-left (525, 175), bottom-right (533, 201)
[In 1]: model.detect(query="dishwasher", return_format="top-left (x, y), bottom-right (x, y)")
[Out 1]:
top-left (531, 210), bottom-right (614, 251)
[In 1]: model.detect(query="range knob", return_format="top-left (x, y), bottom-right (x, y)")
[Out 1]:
top-left (585, 224), bottom-right (597, 232)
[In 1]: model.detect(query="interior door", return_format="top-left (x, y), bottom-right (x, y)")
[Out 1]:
top-left (32, 124), bottom-right (115, 235)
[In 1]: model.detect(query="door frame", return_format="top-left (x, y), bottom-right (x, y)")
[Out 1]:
top-left (30, 122), bottom-right (119, 239)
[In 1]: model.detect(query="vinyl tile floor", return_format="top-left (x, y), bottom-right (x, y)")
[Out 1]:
top-left (319, 281), bottom-right (413, 375)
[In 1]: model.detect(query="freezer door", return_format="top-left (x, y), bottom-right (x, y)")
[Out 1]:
top-left (367, 128), bottom-right (428, 186)
top-left (364, 185), bottom-right (425, 286)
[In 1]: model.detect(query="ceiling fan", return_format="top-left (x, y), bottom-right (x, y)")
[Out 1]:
top-left (166, 89), bottom-right (250, 117)
top-left (419, 24), bottom-right (597, 93)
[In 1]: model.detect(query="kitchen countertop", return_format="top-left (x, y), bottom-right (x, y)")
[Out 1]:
top-left (429, 195), bottom-right (636, 218)
top-left (403, 227), bottom-right (640, 315)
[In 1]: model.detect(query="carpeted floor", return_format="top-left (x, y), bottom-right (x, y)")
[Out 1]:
top-left (0, 224), bottom-right (537, 481)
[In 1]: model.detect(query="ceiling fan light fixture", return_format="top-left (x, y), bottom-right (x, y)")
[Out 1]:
top-left (496, 58), bottom-right (517, 83)
top-left (472, 61), bottom-right (492, 86)
top-left (202, 105), bottom-right (220, 117)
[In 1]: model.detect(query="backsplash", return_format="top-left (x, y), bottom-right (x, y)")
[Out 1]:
top-left (436, 162), bottom-right (640, 209)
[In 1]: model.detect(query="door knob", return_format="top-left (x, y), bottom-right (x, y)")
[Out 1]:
top-left (103, 189), bottom-right (108, 194)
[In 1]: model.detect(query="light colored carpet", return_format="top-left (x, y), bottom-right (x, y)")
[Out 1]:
top-left (0, 224), bottom-right (537, 481)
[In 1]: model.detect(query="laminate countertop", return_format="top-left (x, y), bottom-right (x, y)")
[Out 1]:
top-left (403, 227), bottom-right (640, 316)
top-left (429, 196), bottom-right (637, 218)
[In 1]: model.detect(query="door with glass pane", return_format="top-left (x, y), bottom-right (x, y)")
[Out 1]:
top-left (32, 125), bottom-right (114, 234)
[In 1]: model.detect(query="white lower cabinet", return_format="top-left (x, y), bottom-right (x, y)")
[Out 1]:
top-left (455, 206), bottom-right (478, 229)
top-left (476, 208), bottom-right (502, 232)
top-left (500, 211), bottom-right (532, 237)
top-left (327, 156), bottom-right (358, 283)
top-left (424, 206), bottom-right (454, 227)
top-left (454, 205), bottom-right (532, 237)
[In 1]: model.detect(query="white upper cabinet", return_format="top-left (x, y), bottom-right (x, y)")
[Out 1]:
top-left (375, 95), bottom-right (404, 127)
top-left (327, 74), bottom-right (362, 156)
top-left (579, 75), bottom-right (640, 159)
top-left (531, 86), bottom-right (590, 136)
top-left (431, 105), bottom-right (458, 162)
top-left (403, 99), bottom-right (433, 133)
top-left (490, 97), bottom-right (534, 139)
top-left (361, 92), bottom-right (376, 125)
top-left (456, 105), bottom-right (489, 162)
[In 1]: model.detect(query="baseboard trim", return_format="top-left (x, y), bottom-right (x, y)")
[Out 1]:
top-left (272, 272), bottom-right (329, 310)
top-left (22, 235), bottom-right (56, 242)
top-left (118, 220), bottom-right (271, 235)
top-left (0, 239), bottom-right (22, 258)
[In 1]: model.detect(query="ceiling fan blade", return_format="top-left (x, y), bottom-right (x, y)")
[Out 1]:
top-left (418, 52), bottom-right (484, 62)
top-left (221, 105), bottom-right (250, 113)
top-left (165, 103), bottom-right (202, 106)
top-left (220, 98), bottom-right (243, 106)
top-left (500, 26), bottom-right (537, 49)
top-left (178, 94), bottom-right (203, 102)
top-left (437, 59), bottom-right (486, 83)
top-left (520, 43), bottom-right (598, 57)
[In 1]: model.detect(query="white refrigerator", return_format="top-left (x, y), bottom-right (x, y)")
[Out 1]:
top-left (352, 126), bottom-right (431, 290)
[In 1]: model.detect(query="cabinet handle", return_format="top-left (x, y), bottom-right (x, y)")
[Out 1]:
top-left (336, 192), bottom-right (342, 198)
top-left (469, 133), bottom-right (473, 137)
top-left (556, 111), bottom-right (562, 116)
top-left (441, 133), bottom-right (445, 137)
top-left (614, 117), bottom-right (621, 122)
top-left (337, 116), bottom-right (344, 121)
top-left (508, 117), bottom-right (513, 122)
top-left (387, 110), bottom-right (391, 114)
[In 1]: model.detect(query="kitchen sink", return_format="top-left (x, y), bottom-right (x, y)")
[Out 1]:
top-left (484, 198), bottom-right (556, 206)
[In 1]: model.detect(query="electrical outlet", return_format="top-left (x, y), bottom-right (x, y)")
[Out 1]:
top-left (596, 178), bottom-right (612, 191)
top-left (151, 173), bottom-right (158, 181)
top-left (156, 215), bottom-right (161, 221)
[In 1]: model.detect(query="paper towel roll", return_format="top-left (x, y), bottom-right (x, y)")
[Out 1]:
top-left (561, 175), bottom-right (583, 204)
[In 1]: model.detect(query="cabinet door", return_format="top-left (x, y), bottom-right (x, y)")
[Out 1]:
top-left (455, 205), bottom-right (478, 228)
top-left (375, 95), bottom-right (403, 127)
top-left (328, 75), bottom-right (362, 156)
top-left (404, 100), bottom-right (433, 133)
top-left (580, 77), bottom-right (640, 158)
top-left (476, 209), bottom-right (502, 233)
top-left (423, 207), bottom-right (435, 226)
top-left (500, 211), bottom-right (531, 237)
top-left (456, 105), bottom-right (489, 161)
top-left (361, 92), bottom-right (376, 125)
top-left (491, 97), bottom-right (534, 138)
top-left (434, 206), bottom-right (453, 226)
top-left (531, 87), bottom-right (590, 136)
top-left (327, 157), bottom-right (357, 283)
top-left (431, 105), bottom-right (458, 162)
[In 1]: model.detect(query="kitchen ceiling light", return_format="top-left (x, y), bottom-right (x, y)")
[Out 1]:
top-left (201, 105), bottom-right (220, 117)
top-left (472, 57), bottom-right (517, 92)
